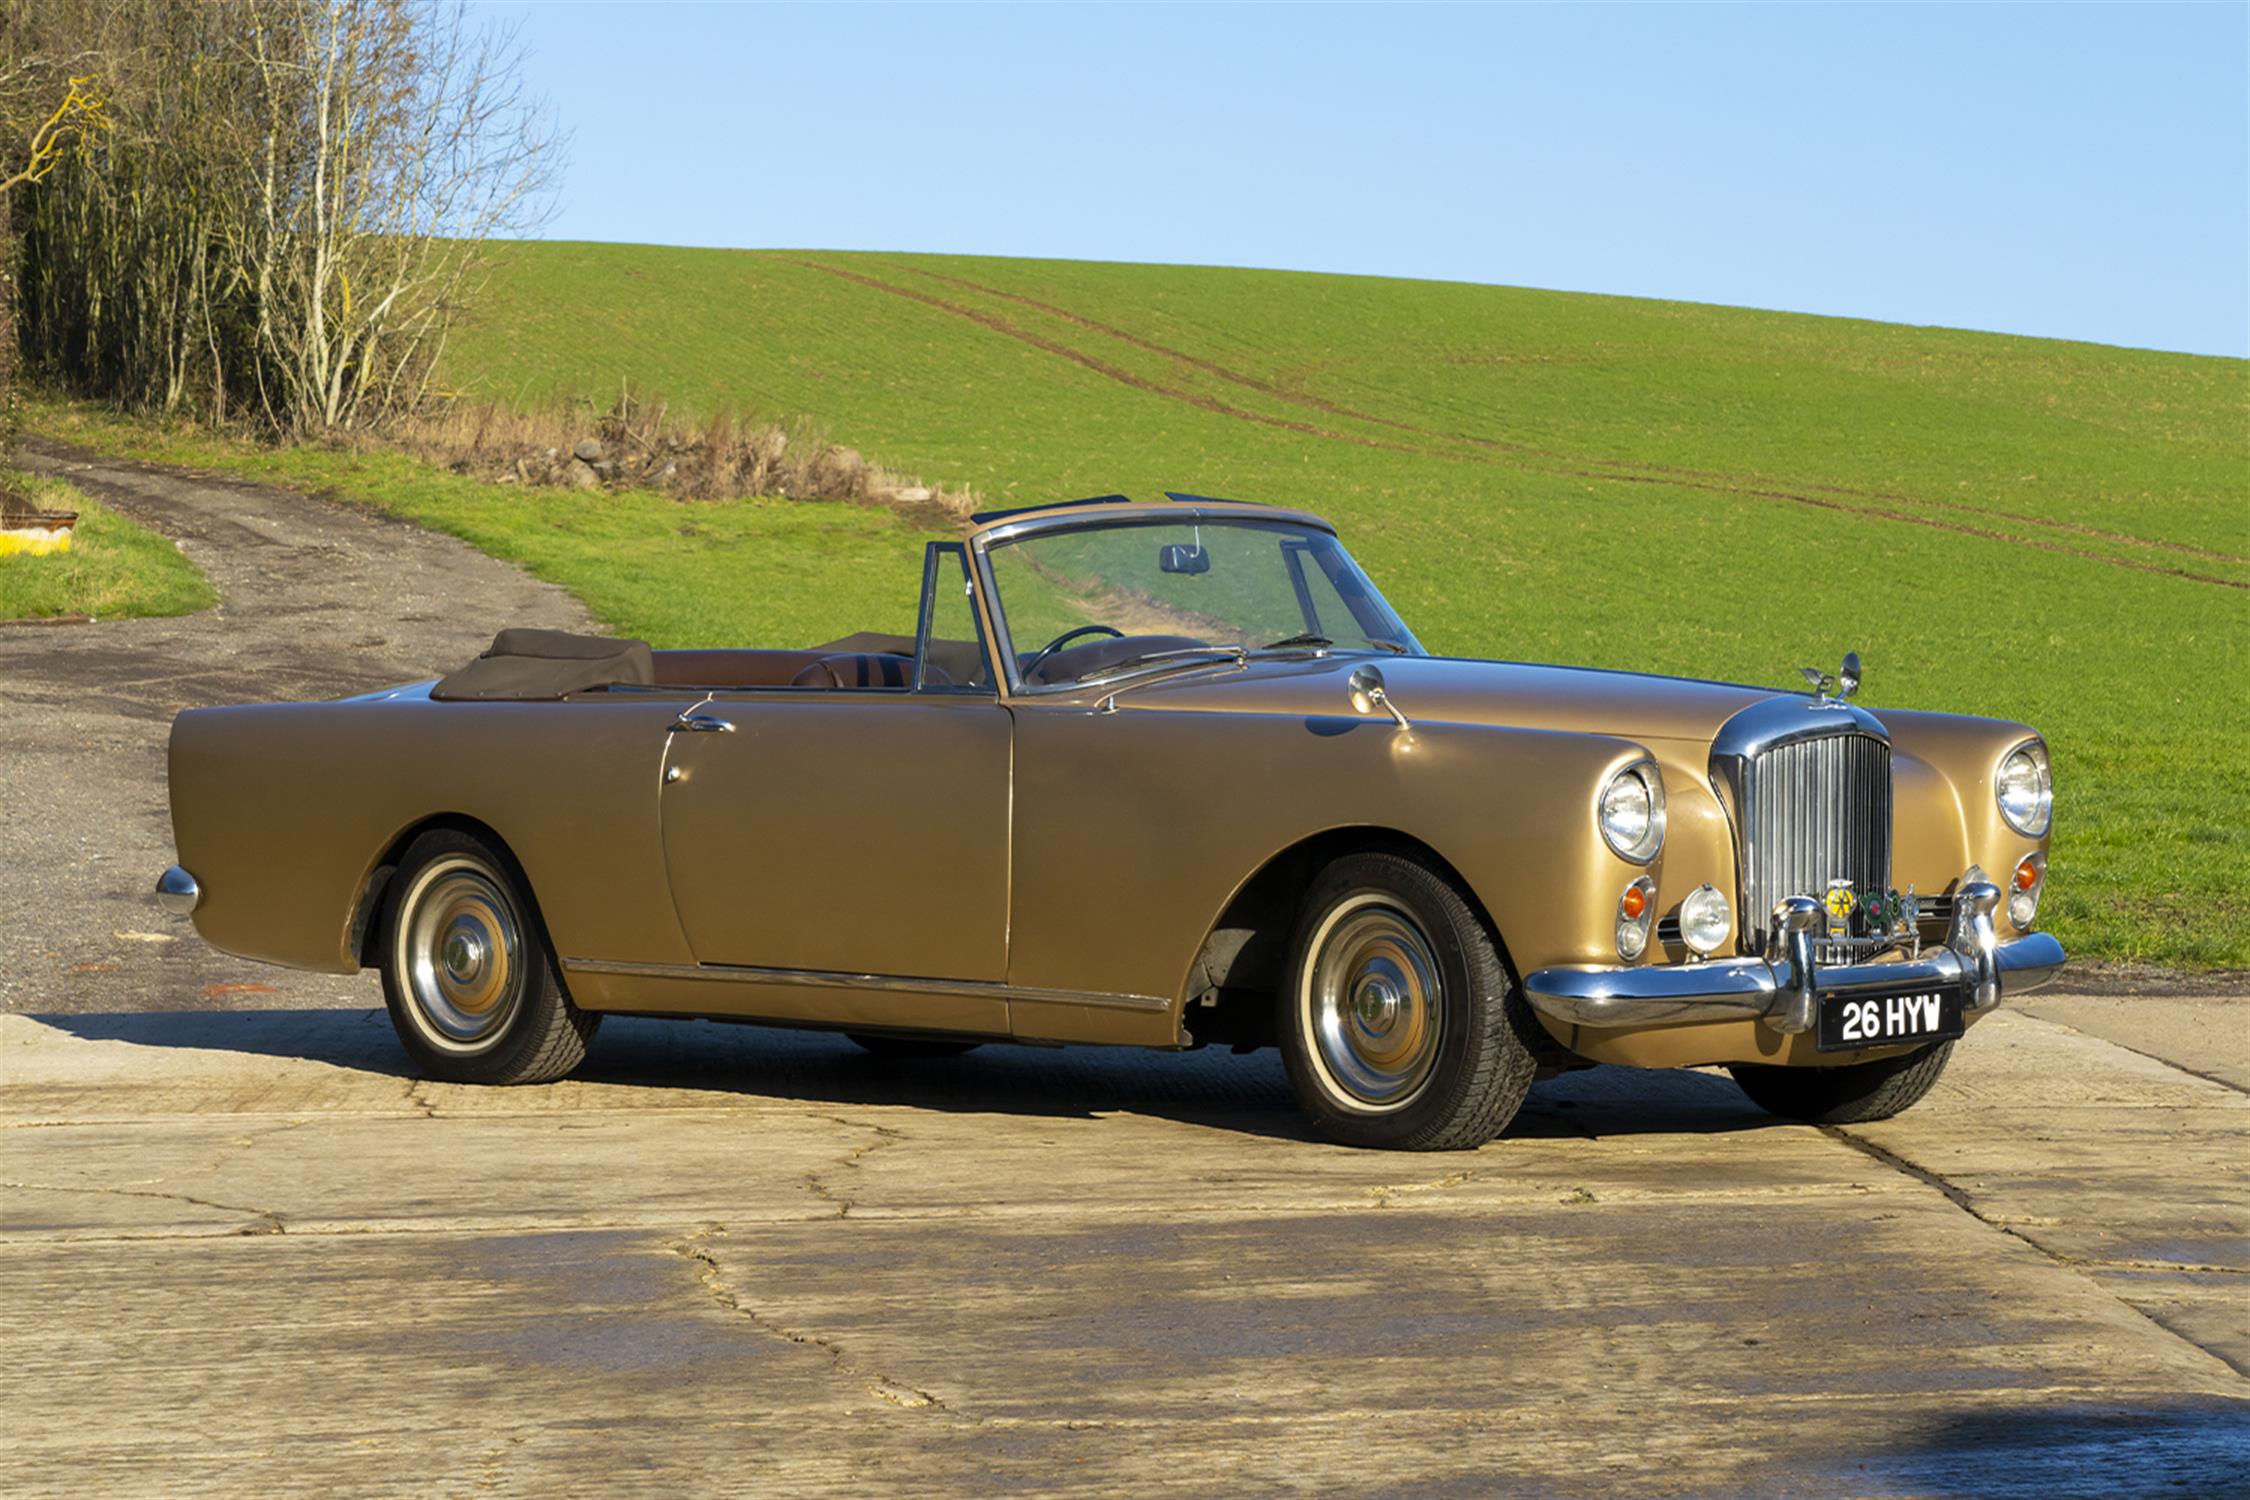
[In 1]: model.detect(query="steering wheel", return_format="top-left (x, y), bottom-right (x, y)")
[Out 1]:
top-left (1019, 623), bottom-right (1125, 682)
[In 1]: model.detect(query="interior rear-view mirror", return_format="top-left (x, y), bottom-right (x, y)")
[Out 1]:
top-left (1159, 543), bottom-right (1210, 575)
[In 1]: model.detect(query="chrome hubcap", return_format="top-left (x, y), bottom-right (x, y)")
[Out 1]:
top-left (1353, 972), bottom-right (1404, 1033)
top-left (442, 927), bottom-right (487, 984)
top-left (1303, 894), bottom-right (1444, 1109)
top-left (398, 858), bottom-right (524, 1049)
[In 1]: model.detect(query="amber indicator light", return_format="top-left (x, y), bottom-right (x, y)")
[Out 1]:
top-left (2014, 859), bottom-right (2040, 892)
top-left (1621, 885), bottom-right (1649, 920)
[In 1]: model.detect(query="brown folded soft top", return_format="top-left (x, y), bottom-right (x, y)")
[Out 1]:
top-left (431, 629), bottom-right (655, 702)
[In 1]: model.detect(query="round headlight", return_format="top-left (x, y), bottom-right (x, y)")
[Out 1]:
top-left (1598, 761), bottom-right (1667, 864)
top-left (1679, 883), bottom-right (1733, 957)
top-left (1996, 740), bottom-right (2052, 837)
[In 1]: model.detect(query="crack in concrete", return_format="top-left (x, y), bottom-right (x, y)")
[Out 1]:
top-left (3, 1179), bottom-right (284, 1235)
top-left (1826, 1129), bottom-right (2250, 1383)
top-left (400, 1079), bottom-right (439, 1119)
top-left (798, 1114), bottom-right (908, 1221)
top-left (2097, 1259), bottom-right (2250, 1277)
top-left (668, 1224), bottom-right (971, 1422)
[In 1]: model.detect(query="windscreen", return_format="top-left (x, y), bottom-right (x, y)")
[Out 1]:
top-left (985, 518), bottom-right (1422, 687)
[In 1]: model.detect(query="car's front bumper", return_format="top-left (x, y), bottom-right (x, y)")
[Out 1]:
top-left (1524, 880), bottom-right (2065, 1036)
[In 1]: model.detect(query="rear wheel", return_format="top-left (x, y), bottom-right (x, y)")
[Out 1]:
top-left (1729, 1041), bottom-right (1953, 1124)
top-left (380, 829), bottom-right (597, 1084)
top-left (846, 1033), bottom-right (982, 1059)
top-left (1279, 852), bottom-right (1538, 1151)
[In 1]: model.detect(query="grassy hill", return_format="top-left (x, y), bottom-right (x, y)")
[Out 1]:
top-left (38, 244), bottom-right (2249, 966)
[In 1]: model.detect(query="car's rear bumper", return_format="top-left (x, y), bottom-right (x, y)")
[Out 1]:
top-left (1525, 883), bottom-right (2063, 1036)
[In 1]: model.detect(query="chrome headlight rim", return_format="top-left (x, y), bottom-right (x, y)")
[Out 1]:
top-left (1996, 738), bottom-right (2053, 838)
top-left (1597, 758), bottom-right (1668, 866)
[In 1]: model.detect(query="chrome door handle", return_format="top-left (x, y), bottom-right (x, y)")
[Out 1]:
top-left (669, 713), bottom-right (736, 734)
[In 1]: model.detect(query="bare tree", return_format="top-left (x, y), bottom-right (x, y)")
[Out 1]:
top-left (0, 23), bottom-right (115, 473)
top-left (240, 0), bottom-right (554, 431)
top-left (11, 0), bottom-right (555, 436)
top-left (0, 69), bottom-right (110, 195)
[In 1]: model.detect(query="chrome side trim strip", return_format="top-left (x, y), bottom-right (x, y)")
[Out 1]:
top-left (560, 957), bottom-right (1173, 1012)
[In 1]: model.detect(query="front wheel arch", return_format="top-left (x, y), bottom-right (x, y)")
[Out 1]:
top-left (1278, 848), bottom-right (1543, 1148)
top-left (1179, 826), bottom-right (1521, 1046)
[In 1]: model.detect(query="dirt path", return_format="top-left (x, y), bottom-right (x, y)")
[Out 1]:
top-left (0, 435), bottom-right (595, 1012)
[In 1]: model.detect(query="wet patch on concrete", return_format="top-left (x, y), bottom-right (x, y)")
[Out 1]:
top-left (1841, 1398), bottom-right (2250, 1498)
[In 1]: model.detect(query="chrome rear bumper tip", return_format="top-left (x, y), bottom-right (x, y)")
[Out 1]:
top-left (155, 865), bottom-right (201, 918)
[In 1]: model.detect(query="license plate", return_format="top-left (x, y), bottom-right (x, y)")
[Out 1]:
top-left (1816, 986), bottom-right (1965, 1052)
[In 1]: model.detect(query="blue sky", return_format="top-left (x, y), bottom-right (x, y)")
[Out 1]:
top-left (485, 3), bottom-right (2249, 358)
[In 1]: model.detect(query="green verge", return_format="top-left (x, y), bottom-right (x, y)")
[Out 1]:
top-left (0, 472), bottom-right (216, 622)
top-left (24, 399), bottom-right (937, 652)
top-left (24, 243), bottom-right (2250, 967)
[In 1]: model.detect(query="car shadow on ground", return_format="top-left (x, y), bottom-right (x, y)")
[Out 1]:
top-left (29, 1007), bottom-right (1782, 1144)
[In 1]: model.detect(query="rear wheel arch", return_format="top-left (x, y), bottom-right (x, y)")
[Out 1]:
top-left (352, 813), bottom-right (529, 968)
top-left (376, 823), bottom-right (597, 1084)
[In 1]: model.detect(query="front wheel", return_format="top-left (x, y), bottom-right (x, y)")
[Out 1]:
top-left (1729, 1040), bottom-right (1953, 1124)
top-left (1278, 852), bottom-right (1539, 1151)
top-left (380, 829), bottom-right (598, 1084)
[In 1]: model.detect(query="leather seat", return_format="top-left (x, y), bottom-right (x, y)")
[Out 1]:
top-left (788, 653), bottom-right (952, 690)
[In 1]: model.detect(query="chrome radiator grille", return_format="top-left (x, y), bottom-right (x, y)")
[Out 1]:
top-left (1739, 731), bottom-right (1893, 961)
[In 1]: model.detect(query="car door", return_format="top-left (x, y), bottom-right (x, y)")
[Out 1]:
top-left (655, 545), bottom-right (1011, 982)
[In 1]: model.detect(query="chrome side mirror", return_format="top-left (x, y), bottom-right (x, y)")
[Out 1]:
top-left (1347, 665), bottom-right (1410, 730)
top-left (1838, 650), bottom-right (1861, 699)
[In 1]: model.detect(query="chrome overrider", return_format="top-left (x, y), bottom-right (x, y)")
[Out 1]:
top-left (155, 865), bottom-right (202, 917)
top-left (1524, 876), bottom-right (2067, 1033)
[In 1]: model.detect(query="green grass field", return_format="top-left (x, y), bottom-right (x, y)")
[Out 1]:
top-left (0, 474), bottom-right (216, 622)
top-left (32, 244), bottom-right (2250, 966)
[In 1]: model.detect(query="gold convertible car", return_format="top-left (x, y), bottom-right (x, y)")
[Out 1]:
top-left (157, 494), bottom-right (2064, 1149)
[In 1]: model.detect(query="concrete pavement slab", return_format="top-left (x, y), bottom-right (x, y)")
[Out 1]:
top-left (7, 439), bottom-right (2246, 1493)
top-left (5, 1005), bottom-right (2247, 1497)
top-left (2020, 994), bottom-right (2250, 1093)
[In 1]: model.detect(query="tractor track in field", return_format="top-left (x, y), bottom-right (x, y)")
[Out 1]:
top-left (798, 259), bottom-right (2245, 592)
top-left (906, 266), bottom-right (2250, 571)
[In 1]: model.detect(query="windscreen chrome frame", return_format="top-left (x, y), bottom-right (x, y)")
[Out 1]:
top-left (969, 510), bottom-right (1419, 698)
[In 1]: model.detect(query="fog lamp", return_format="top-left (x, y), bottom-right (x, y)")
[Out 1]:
top-left (1617, 876), bottom-right (1657, 960)
top-left (2008, 852), bottom-right (2046, 931)
top-left (1679, 883), bottom-right (1733, 958)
